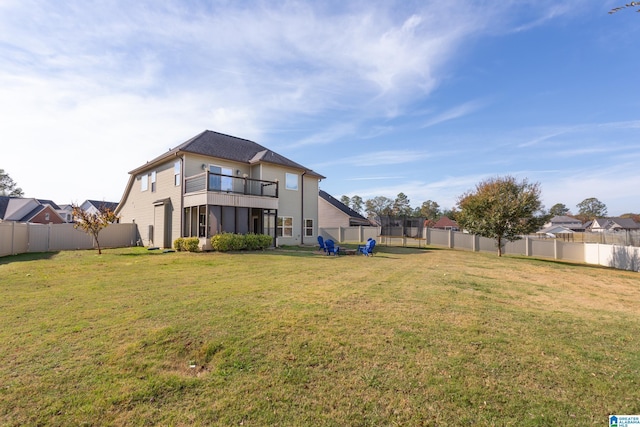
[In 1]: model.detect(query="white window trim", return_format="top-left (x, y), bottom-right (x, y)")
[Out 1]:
top-left (285, 173), bottom-right (298, 191)
top-left (140, 174), bottom-right (148, 192)
top-left (304, 218), bottom-right (314, 237)
top-left (278, 216), bottom-right (293, 237)
top-left (174, 161), bottom-right (181, 186)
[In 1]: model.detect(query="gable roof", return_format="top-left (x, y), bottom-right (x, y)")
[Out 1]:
top-left (84, 200), bottom-right (118, 212)
top-left (130, 130), bottom-right (325, 179)
top-left (0, 196), bottom-right (65, 222)
top-left (0, 196), bottom-right (10, 219)
top-left (319, 190), bottom-right (369, 224)
top-left (607, 217), bottom-right (640, 229)
top-left (432, 216), bottom-right (459, 229)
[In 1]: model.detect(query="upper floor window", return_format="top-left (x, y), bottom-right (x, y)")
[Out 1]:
top-left (151, 171), bottom-right (157, 192)
top-left (140, 174), bottom-right (148, 191)
top-left (285, 173), bottom-right (298, 191)
top-left (174, 161), bottom-right (181, 186)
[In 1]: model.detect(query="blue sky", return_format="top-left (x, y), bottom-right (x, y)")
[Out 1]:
top-left (1, 0), bottom-right (638, 215)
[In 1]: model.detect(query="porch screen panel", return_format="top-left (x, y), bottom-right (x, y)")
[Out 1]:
top-left (209, 206), bottom-right (221, 236)
top-left (236, 208), bottom-right (249, 234)
top-left (222, 206), bottom-right (236, 233)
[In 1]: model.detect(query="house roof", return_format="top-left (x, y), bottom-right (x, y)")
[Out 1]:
top-left (0, 196), bottom-right (65, 222)
top-left (608, 217), bottom-right (640, 229)
top-left (432, 216), bottom-right (459, 229)
top-left (130, 130), bottom-right (325, 179)
top-left (37, 199), bottom-right (61, 210)
top-left (84, 200), bottom-right (118, 212)
top-left (319, 190), bottom-right (369, 224)
top-left (549, 215), bottom-right (581, 223)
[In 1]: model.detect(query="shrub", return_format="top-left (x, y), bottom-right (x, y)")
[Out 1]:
top-left (184, 237), bottom-right (201, 252)
top-left (174, 238), bottom-right (185, 251)
top-left (210, 233), bottom-right (273, 252)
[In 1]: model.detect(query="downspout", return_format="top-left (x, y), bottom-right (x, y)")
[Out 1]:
top-left (300, 171), bottom-right (306, 245)
top-left (175, 153), bottom-right (185, 239)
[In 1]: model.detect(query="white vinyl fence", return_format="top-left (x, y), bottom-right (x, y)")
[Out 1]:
top-left (0, 222), bottom-right (138, 257)
top-left (319, 226), bottom-right (640, 272)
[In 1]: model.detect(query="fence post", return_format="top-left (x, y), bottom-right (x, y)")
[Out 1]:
top-left (448, 229), bottom-right (454, 249)
top-left (47, 223), bottom-right (52, 252)
top-left (11, 221), bottom-right (15, 255)
top-left (525, 236), bottom-right (530, 257)
top-left (554, 238), bottom-right (558, 260)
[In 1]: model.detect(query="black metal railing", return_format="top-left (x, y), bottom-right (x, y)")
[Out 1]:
top-left (184, 172), bottom-right (278, 198)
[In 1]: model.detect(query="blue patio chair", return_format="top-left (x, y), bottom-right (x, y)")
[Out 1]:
top-left (324, 239), bottom-right (340, 256)
top-left (318, 236), bottom-right (327, 253)
top-left (357, 239), bottom-right (376, 256)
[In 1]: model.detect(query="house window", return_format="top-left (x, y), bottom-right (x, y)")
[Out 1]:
top-left (285, 173), bottom-right (298, 190)
top-left (151, 171), bottom-right (156, 192)
top-left (277, 216), bottom-right (293, 237)
top-left (209, 165), bottom-right (233, 192)
top-left (304, 219), bottom-right (313, 237)
top-left (45, 213), bottom-right (50, 221)
top-left (140, 174), bottom-right (148, 191)
top-left (174, 161), bottom-right (181, 186)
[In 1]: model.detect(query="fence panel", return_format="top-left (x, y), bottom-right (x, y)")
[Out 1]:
top-left (557, 242), bottom-right (584, 263)
top-left (49, 224), bottom-right (94, 250)
top-left (0, 222), bottom-right (138, 257)
top-left (429, 229), bottom-right (450, 247)
top-left (96, 224), bottom-right (138, 248)
top-left (531, 239), bottom-right (555, 259)
top-left (478, 236), bottom-right (496, 253)
top-left (341, 227), bottom-right (361, 242)
top-left (27, 224), bottom-right (51, 252)
top-left (453, 232), bottom-right (474, 251)
top-left (504, 239), bottom-right (526, 256)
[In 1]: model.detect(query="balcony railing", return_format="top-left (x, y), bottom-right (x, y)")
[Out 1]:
top-left (184, 172), bottom-right (278, 198)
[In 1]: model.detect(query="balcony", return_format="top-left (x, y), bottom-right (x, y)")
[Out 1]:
top-left (183, 172), bottom-right (279, 209)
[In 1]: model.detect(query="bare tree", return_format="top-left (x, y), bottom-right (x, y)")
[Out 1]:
top-left (72, 204), bottom-right (119, 255)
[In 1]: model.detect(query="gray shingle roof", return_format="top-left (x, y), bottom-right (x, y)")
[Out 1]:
top-left (132, 130), bottom-right (324, 178)
top-left (319, 190), bottom-right (369, 223)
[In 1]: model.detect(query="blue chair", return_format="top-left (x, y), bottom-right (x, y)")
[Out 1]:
top-left (325, 239), bottom-right (339, 256)
top-left (358, 239), bottom-right (376, 256)
top-left (318, 236), bottom-right (327, 253)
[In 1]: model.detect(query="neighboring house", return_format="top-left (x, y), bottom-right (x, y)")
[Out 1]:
top-left (115, 130), bottom-right (325, 248)
top-left (542, 215), bottom-right (585, 231)
top-left (536, 225), bottom-right (574, 239)
top-left (58, 204), bottom-right (75, 223)
top-left (0, 196), bottom-right (65, 224)
top-left (318, 190), bottom-right (370, 228)
top-left (430, 216), bottom-right (459, 231)
top-left (80, 200), bottom-right (119, 216)
top-left (587, 217), bottom-right (640, 233)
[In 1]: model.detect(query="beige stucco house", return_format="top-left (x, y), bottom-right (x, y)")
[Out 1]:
top-left (115, 130), bottom-right (325, 249)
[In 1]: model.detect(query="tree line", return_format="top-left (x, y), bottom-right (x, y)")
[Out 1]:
top-left (340, 190), bottom-right (623, 224)
top-left (342, 176), bottom-right (639, 256)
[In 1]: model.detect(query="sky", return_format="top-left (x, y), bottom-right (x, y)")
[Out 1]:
top-left (1, 0), bottom-right (639, 216)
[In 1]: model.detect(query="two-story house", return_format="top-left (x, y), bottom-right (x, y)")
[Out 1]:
top-left (115, 130), bottom-right (325, 249)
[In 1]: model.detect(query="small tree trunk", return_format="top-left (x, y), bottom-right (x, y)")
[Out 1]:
top-left (497, 236), bottom-right (503, 257)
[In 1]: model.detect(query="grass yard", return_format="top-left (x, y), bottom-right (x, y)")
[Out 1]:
top-left (0, 245), bottom-right (639, 426)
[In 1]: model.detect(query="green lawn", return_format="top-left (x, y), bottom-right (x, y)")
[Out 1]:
top-left (0, 245), bottom-right (639, 426)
